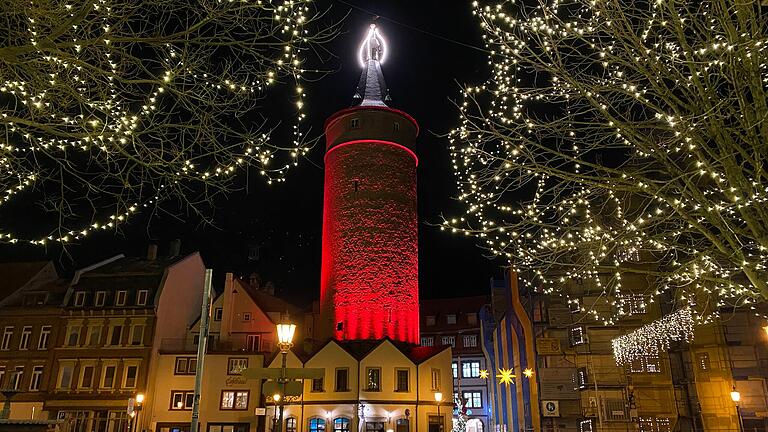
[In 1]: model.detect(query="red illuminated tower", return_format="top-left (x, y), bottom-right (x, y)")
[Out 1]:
top-left (320, 25), bottom-right (420, 344)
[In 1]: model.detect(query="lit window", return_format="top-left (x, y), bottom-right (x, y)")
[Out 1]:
top-left (639, 417), bottom-right (671, 432)
top-left (366, 367), bottom-right (381, 391)
top-left (334, 418), bottom-right (350, 432)
top-left (446, 315), bottom-right (457, 325)
top-left (220, 390), bottom-right (249, 410)
top-left (452, 362), bottom-right (458, 378)
top-left (441, 336), bottom-right (455, 347)
top-left (569, 326), bottom-right (586, 346)
top-left (576, 367), bottom-right (588, 390)
top-left (171, 390), bottom-right (194, 410)
top-left (286, 418), bottom-right (297, 432)
top-left (462, 391), bottom-right (482, 408)
top-left (630, 355), bottom-right (662, 374)
top-left (463, 335), bottom-right (477, 348)
top-left (620, 294), bottom-right (646, 315)
top-left (310, 418), bottom-right (326, 432)
top-left (228, 358), bottom-right (248, 375)
top-left (579, 419), bottom-right (595, 432)
top-left (421, 337), bottom-right (434, 347)
top-left (462, 361), bottom-right (481, 378)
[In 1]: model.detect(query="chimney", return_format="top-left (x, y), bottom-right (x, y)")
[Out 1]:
top-left (168, 238), bottom-right (181, 258)
top-left (147, 244), bottom-right (158, 260)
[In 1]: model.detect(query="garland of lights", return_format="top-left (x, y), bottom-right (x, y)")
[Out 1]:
top-left (0, 0), bottom-right (325, 244)
top-left (444, 0), bottom-right (768, 333)
top-left (612, 307), bottom-right (694, 365)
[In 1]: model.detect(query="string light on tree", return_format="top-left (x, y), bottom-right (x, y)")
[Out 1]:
top-left (444, 0), bottom-right (768, 349)
top-left (0, 0), bottom-right (333, 244)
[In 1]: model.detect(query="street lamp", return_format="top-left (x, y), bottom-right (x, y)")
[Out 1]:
top-left (134, 393), bottom-right (145, 432)
top-left (434, 392), bottom-right (443, 432)
top-left (272, 393), bottom-right (282, 432)
top-left (731, 386), bottom-right (743, 432)
top-left (275, 317), bottom-right (296, 432)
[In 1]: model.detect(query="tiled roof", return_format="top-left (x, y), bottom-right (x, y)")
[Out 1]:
top-left (0, 261), bottom-right (50, 302)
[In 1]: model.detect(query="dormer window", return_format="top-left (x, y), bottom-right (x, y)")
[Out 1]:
top-left (73, 292), bottom-right (86, 307)
top-left (95, 291), bottom-right (106, 307)
top-left (115, 291), bottom-right (127, 307)
top-left (136, 290), bottom-right (149, 306)
top-left (350, 118), bottom-right (360, 129)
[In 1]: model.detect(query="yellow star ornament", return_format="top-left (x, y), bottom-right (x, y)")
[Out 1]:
top-left (496, 368), bottom-right (515, 385)
top-left (479, 369), bottom-right (489, 379)
top-left (523, 368), bottom-right (534, 378)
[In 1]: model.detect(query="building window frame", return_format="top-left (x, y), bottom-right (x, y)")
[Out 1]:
top-left (1, 326), bottom-right (13, 350)
top-left (66, 325), bottom-right (81, 347)
top-left (38, 325), bottom-right (51, 350)
top-left (94, 291), bottom-right (106, 307)
top-left (569, 326), bottom-right (587, 346)
top-left (107, 325), bottom-right (123, 346)
top-left (462, 335), bottom-right (478, 348)
top-left (462, 361), bottom-right (481, 378)
top-left (421, 337), bottom-right (434, 347)
top-left (286, 417), bottom-right (297, 432)
top-left (115, 290), bottom-right (127, 307)
top-left (334, 418), bottom-right (350, 432)
top-left (19, 326), bottom-right (32, 350)
top-left (365, 367), bottom-right (381, 391)
top-left (395, 368), bottom-right (409, 392)
top-left (73, 291), bottom-right (86, 307)
top-left (335, 368), bottom-right (349, 392)
top-left (431, 368), bottom-right (441, 391)
top-left (462, 391), bottom-right (482, 408)
top-left (213, 308), bottom-right (223, 321)
top-left (136, 290), bottom-right (149, 306)
top-left (170, 390), bottom-right (195, 410)
top-left (9, 366), bottom-right (24, 390)
top-left (129, 324), bottom-right (144, 346)
top-left (309, 417), bottom-right (326, 432)
top-left (123, 364), bottom-right (139, 388)
top-left (311, 376), bottom-right (324, 392)
top-left (101, 364), bottom-right (117, 389)
top-left (29, 365), bottom-right (43, 391)
top-left (220, 389), bottom-right (249, 410)
top-left (446, 314), bottom-right (457, 325)
top-left (441, 336), bottom-right (455, 347)
top-left (174, 357), bottom-right (197, 375)
top-left (87, 325), bottom-right (102, 347)
top-left (227, 358), bottom-right (249, 375)
top-left (57, 362), bottom-right (75, 390)
top-left (79, 365), bottom-right (95, 389)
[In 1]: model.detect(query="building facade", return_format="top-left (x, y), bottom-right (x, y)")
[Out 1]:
top-left (420, 297), bottom-right (491, 432)
top-left (272, 339), bottom-right (453, 432)
top-left (48, 250), bottom-right (206, 432)
top-left (481, 270), bottom-right (768, 432)
top-left (147, 273), bottom-right (299, 432)
top-left (0, 261), bottom-right (66, 420)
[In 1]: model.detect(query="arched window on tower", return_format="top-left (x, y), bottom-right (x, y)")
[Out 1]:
top-left (350, 118), bottom-right (360, 129)
top-left (393, 122), bottom-right (400, 132)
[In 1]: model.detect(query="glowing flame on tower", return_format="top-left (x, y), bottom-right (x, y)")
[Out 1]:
top-left (358, 24), bottom-right (388, 67)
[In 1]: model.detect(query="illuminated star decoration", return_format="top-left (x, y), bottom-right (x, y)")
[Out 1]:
top-left (496, 368), bottom-right (515, 385)
top-left (523, 368), bottom-right (534, 378)
top-left (479, 369), bottom-right (489, 380)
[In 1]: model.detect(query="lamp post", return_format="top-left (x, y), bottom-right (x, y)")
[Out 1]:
top-left (731, 387), bottom-right (743, 432)
top-left (434, 392), bottom-right (443, 432)
top-left (133, 393), bottom-right (144, 432)
top-left (272, 393), bottom-right (282, 432)
top-left (275, 317), bottom-right (296, 432)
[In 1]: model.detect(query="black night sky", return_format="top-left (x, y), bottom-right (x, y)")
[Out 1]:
top-left (0, 1), bottom-right (502, 305)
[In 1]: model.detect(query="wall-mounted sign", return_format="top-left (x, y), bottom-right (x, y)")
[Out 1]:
top-left (541, 400), bottom-right (560, 417)
top-left (226, 376), bottom-right (247, 386)
top-left (254, 408), bottom-right (267, 416)
top-left (536, 338), bottom-right (562, 355)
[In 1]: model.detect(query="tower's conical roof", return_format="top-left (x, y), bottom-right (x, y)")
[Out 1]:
top-left (353, 24), bottom-right (391, 107)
